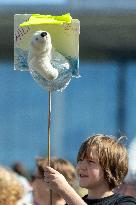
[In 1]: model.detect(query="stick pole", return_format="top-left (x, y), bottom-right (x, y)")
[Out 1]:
top-left (48, 91), bottom-right (51, 166)
top-left (48, 91), bottom-right (52, 205)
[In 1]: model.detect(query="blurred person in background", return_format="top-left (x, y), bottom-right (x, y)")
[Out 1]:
top-left (12, 161), bottom-right (30, 180)
top-left (0, 165), bottom-right (23, 205)
top-left (117, 179), bottom-right (136, 198)
top-left (32, 157), bottom-right (77, 205)
top-left (16, 174), bottom-right (33, 205)
top-left (11, 161), bottom-right (34, 204)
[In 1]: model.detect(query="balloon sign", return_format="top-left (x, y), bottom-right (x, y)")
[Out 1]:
top-left (14, 13), bottom-right (80, 92)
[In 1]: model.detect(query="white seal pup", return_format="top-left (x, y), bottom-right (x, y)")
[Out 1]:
top-left (28, 30), bottom-right (58, 80)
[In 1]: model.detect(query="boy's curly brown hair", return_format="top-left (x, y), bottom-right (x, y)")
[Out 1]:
top-left (77, 134), bottom-right (128, 190)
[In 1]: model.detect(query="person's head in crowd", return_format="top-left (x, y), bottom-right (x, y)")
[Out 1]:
top-left (32, 157), bottom-right (76, 205)
top-left (12, 161), bottom-right (30, 180)
top-left (0, 166), bottom-right (23, 205)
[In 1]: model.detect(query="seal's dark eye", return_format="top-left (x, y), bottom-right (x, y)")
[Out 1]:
top-left (35, 37), bottom-right (38, 41)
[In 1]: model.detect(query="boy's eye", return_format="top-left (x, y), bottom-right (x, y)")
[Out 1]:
top-left (88, 160), bottom-right (95, 163)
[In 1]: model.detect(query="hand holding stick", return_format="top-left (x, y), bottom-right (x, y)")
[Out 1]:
top-left (44, 166), bottom-right (87, 205)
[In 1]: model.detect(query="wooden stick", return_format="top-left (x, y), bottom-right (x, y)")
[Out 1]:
top-left (48, 91), bottom-right (52, 205)
top-left (48, 91), bottom-right (51, 166)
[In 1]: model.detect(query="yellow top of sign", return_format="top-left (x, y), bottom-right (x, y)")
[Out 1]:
top-left (20, 13), bottom-right (72, 27)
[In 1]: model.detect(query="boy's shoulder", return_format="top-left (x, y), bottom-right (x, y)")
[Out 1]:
top-left (82, 193), bottom-right (136, 205)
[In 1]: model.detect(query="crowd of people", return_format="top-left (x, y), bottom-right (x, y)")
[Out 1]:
top-left (1, 134), bottom-right (136, 205)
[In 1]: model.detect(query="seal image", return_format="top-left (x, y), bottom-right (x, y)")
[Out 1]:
top-left (28, 30), bottom-right (58, 80)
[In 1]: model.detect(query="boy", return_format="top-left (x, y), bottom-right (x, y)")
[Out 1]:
top-left (44, 134), bottom-right (136, 205)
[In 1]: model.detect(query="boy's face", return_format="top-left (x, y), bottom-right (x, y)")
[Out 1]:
top-left (76, 147), bottom-right (106, 190)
